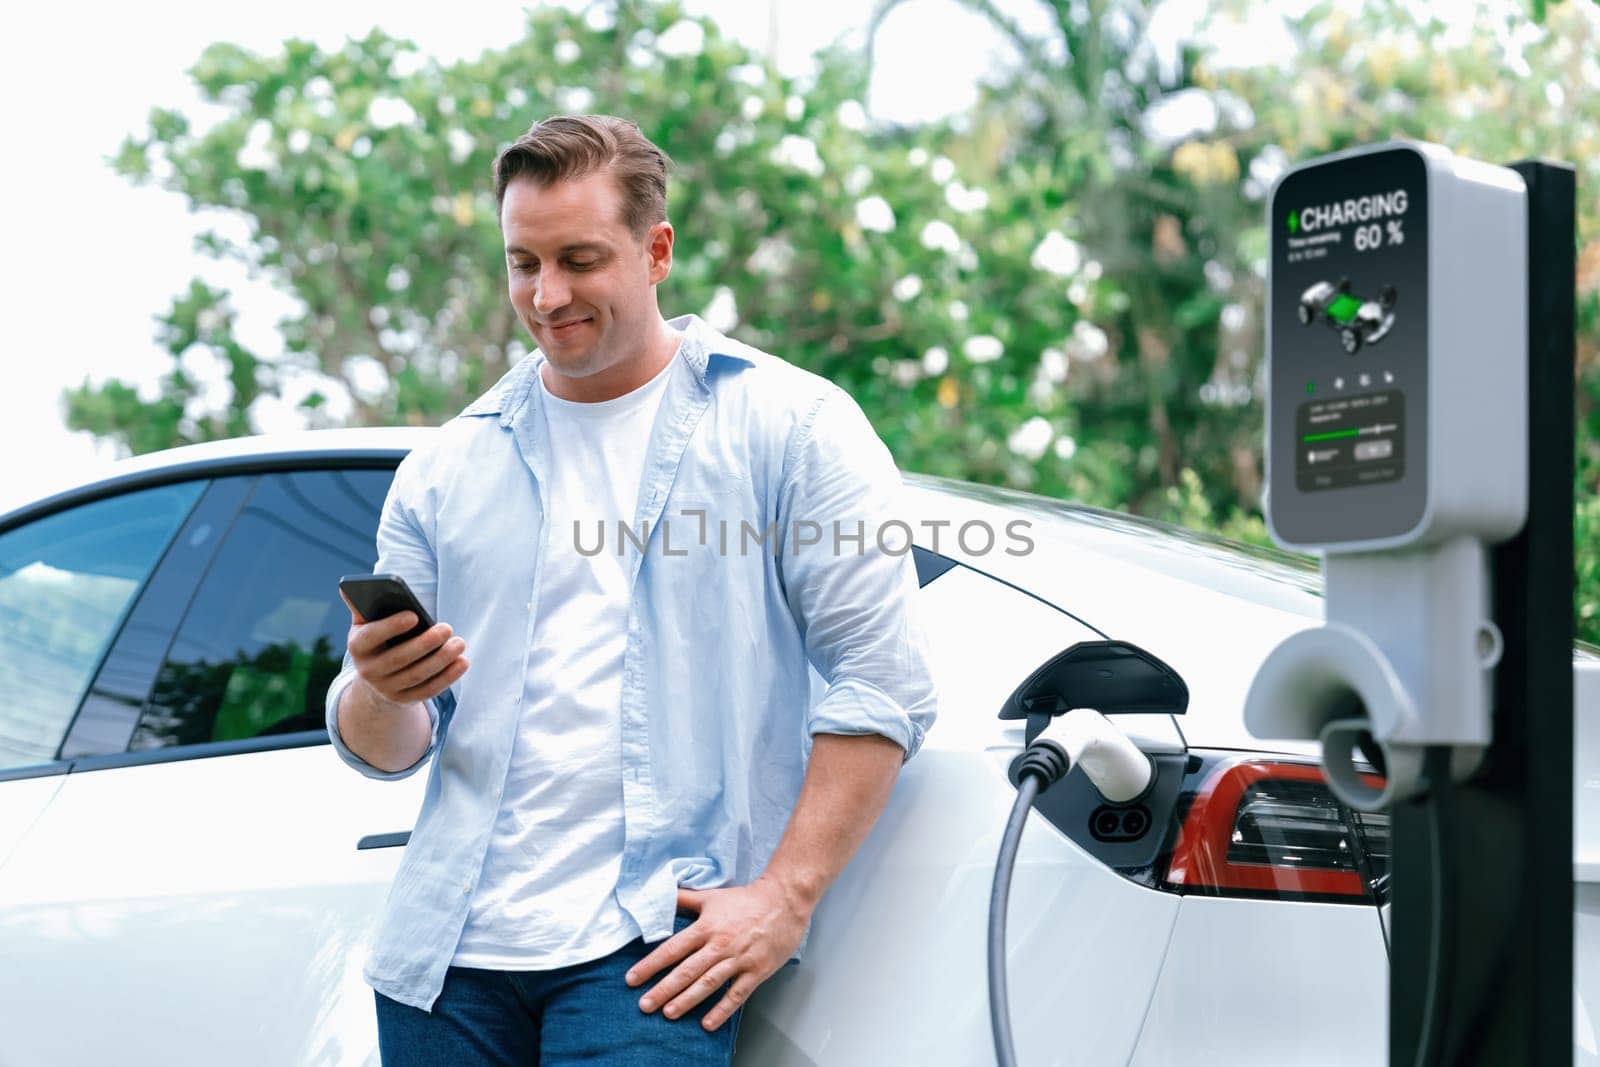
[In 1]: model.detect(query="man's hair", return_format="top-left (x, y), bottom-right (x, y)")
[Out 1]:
top-left (492, 115), bottom-right (671, 238)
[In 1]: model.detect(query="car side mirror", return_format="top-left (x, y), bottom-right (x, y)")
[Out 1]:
top-left (998, 640), bottom-right (1189, 746)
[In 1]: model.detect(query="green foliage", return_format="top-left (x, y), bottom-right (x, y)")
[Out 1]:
top-left (74, 0), bottom-right (1600, 642)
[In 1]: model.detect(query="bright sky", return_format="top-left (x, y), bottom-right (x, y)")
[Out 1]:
top-left (0, 0), bottom-right (1231, 511)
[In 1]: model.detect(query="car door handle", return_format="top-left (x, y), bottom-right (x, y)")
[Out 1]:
top-left (357, 831), bottom-right (411, 850)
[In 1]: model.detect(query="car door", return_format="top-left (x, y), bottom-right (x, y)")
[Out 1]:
top-left (0, 466), bottom-right (425, 1067)
top-left (0, 481), bottom-right (206, 872)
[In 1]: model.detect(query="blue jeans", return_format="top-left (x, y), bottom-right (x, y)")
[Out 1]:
top-left (374, 912), bottom-right (744, 1066)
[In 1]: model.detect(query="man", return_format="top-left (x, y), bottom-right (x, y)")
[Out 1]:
top-left (325, 114), bottom-right (937, 1066)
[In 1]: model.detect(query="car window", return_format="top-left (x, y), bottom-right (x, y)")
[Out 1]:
top-left (127, 469), bottom-right (392, 752)
top-left (0, 482), bottom-right (204, 770)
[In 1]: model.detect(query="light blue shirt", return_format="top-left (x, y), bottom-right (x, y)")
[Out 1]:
top-left (325, 314), bottom-right (938, 1012)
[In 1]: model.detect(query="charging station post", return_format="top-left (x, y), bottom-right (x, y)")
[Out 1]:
top-left (1244, 143), bottom-right (1576, 1063)
top-left (1386, 159), bottom-right (1574, 1066)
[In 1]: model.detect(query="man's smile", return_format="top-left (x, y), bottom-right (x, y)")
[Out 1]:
top-left (547, 317), bottom-right (592, 339)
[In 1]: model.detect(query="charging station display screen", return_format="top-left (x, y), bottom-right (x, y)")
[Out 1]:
top-left (1268, 145), bottom-right (1429, 545)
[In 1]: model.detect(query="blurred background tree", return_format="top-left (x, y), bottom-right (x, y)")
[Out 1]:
top-left (72, 0), bottom-right (1600, 640)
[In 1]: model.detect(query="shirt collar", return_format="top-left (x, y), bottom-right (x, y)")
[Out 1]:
top-left (460, 314), bottom-right (755, 428)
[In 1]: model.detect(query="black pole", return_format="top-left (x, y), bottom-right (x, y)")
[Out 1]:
top-left (1388, 160), bottom-right (1576, 1064)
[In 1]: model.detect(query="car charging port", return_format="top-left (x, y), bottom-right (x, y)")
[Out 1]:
top-left (1090, 803), bottom-right (1150, 842)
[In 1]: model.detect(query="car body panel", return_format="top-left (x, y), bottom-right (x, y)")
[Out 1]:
top-left (1130, 894), bottom-right (1389, 1065)
top-left (0, 742), bottom-right (427, 1066)
top-left (740, 749), bottom-right (1182, 1066)
top-left (0, 769), bottom-right (68, 875)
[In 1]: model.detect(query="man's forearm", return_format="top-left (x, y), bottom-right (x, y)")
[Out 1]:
top-left (758, 732), bottom-right (906, 910)
top-left (336, 678), bottom-right (433, 774)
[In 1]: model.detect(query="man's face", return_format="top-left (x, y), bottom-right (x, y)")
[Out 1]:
top-left (501, 170), bottom-right (673, 388)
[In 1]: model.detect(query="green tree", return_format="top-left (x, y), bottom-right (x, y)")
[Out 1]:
top-left (77, 0), bottom-right (1600, 641)
top-left (898, 0), bottom-right (1600, 638)
top-left (78, 1), bottom-right (1062, 479)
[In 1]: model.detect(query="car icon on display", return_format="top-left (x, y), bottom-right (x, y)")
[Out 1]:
top-left (1298, 278), bottom-right (1398, 354)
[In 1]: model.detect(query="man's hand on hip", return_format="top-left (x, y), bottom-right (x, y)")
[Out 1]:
top-left (624, 878), bottom-right (811, 1032)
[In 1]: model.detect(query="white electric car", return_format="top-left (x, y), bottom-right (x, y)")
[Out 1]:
top-left (0, 428), bottom-right (1593, 1065)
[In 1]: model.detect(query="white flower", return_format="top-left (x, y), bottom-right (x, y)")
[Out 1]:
top-left (922, 346), bottom-right (949, 375)
top-left (1040, 347), bottom-right (1068, 383)
top-left (747, 237), bottom-right (795, 276)
top-left (446, 128), bottom-right (475, 165)
top-left (282, 371), bottom-right (353, 423)
top-left (771, 135), bottom-right (824, 177)
top-left (1028, 376), bottom-right (1055, 407)
top-left (854, 196), bottom-right (896, 233)
top-left (386, 267), bottom-right (411, 292)
top-left (287, 129), bottom-right (311, 154)
top-left (344, 355), bottom-right (391, 402)
top-left (554, 39), bottom-right (581, 65)
top-left (919, 220), bottom-right (961, 254)
top-left (1221, 303), bottom-right (1247, 331)
top-left (844, 164), bottom-right (872, 196)
top-left (837, 100), bottom-right (869, 131)
top-left (741, 95), bottom-right (764, 122)
top-left (368, 96), bottom-right (417, 130)
top-left (892, 274), bottom-right (923, 302)
top-left (907, 147), bottom-right (929, 167)
top-left (930, 155), bottom-right (955, 184)
top-left (1204, 259), bottom-right (1232, 292)
top-left (656, 20), bottom-right (705, 57)
top-left (890, 360), bottom-right (922, 386)
top-left (729, 64), bottom-right (765, 87)
top-left (556, 86), bottom-right (594, 112)
top-left (249, 393), bottom-right (305, 436)
top-left (1053, 435), bottom-right (1078, 460)
top-left (944, 181), bottom-right (989, 213)
top-left (964, 335), bottom-right (1003, 363)
top-left (785, 95), bottom-right (804, 121)
top-left (1068, 319), bottom-right (1109, 361)
top-left (179, 343), bottom-right (224, 387)
top-left (1008, 416), bottom-right (1054, 461)
top-left (947, 300), bottom-right (968, 322)
top-left (704, 286), bottom-right (739, 333)
top-left (1031, 231), bottom-right (1083, 277)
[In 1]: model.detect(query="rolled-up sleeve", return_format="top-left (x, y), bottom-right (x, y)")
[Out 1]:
top-left (324, 448), bottom-right (449, 781)
top-left (776, 386), bottom-right (938, 763)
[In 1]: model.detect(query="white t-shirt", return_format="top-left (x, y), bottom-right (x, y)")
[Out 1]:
top-left (451, 353), bottom-right (676, 970)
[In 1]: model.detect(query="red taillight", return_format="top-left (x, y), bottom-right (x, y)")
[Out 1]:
top-left (1165, 759), bottom-right (1386, 902)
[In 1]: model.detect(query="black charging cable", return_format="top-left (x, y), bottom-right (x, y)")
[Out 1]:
top-left (1413, 746), bottom-right (1457, 1067)
top-left (989, 738), bottom-right (1074, 1067)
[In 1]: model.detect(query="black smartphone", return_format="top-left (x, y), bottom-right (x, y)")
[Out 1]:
top-left (338, 573), bottom-right (436, 650)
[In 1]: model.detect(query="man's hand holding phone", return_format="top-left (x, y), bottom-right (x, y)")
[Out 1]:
top-left (338, 574), bottom-right (470, 707)
top-left (342, 601), bottom-right (471, 706)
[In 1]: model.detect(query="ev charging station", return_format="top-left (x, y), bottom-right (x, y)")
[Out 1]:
top-left (1245, 143), bottom-right (1576, 1063)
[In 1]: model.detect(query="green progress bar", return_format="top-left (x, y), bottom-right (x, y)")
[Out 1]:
top-left (1302, 428), bottom-right (1361, 443)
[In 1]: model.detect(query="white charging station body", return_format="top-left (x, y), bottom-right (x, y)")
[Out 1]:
top-left (1246, 141), bottom-right (1527, 809)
